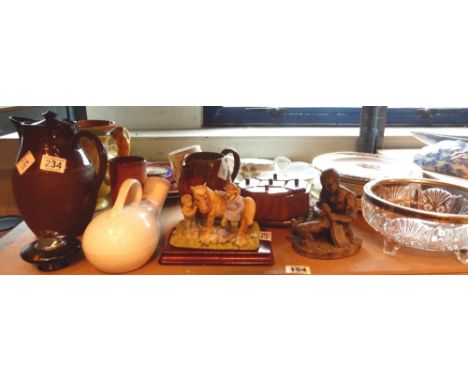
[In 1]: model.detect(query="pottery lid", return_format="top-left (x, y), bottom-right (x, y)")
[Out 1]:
top-left (27, 110), bottom-right (74, 128)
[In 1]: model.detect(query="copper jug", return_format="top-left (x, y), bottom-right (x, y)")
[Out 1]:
top-left (10, 111), bottom-right (107, 238)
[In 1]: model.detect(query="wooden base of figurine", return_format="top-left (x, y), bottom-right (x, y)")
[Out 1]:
top-left (160, 237), bottom-right (274, 266)
top-left (291, 235), bottom-right (362, 260)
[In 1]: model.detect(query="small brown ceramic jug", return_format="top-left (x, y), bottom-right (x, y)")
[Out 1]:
top-left (109, 155), bottom-right (147, 204)
top-left (177, 148), bottom-right (240, 197)
top-left (10, 111), bottom-right (107, 237)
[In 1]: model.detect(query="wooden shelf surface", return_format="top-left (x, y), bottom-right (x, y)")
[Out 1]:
top-left (1, 199), bottom-right (467, 275)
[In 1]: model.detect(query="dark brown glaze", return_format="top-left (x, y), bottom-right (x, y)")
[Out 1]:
top-left (109, 156), bottom-right (147, 204)
top-left (177, 148), bottom-right (240, 197)
top-left (10, 111), bottom-right (107, 237)
top-left (238, 178), bottom-right (311, 223)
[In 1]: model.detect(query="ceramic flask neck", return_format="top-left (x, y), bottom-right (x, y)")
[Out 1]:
top-left (142, 177), bottom-right (170, 215)
top-left (110, 177), bottom-right (170, 218)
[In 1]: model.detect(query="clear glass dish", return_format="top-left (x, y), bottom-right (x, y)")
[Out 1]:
top-left (362, 178), bottom-right (468, 264)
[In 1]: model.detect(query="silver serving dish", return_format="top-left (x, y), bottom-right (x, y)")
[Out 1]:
top-left (362, 178), bottom-right (468, 264)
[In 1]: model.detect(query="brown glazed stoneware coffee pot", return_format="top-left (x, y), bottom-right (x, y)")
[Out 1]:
top-left (10, 111), bottom-right (107, 237)
top-left (177, 148), bottom-right (241, 197)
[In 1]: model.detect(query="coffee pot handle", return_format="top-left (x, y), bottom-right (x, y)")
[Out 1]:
top-left (75, 130), bottom-right (108, 196)
top-left (221, 148), bottom-right (240, 181)
top-left (110, 178), bottom-right (143, 218)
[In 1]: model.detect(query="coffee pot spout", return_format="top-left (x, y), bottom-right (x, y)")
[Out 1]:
top-left (143, 177), bottom-right (170, 211)
top-left (9, 116), bottom-right (35, 138)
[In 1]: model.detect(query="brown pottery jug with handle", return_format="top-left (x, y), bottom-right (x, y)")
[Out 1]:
top-left (177, 148), bottom-right (240, 198)
top-left (10, 111), bottom-right (107, 237)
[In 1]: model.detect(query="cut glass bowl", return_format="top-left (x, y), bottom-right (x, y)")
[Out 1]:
top-left (362, 178), bottom-right (468, 264)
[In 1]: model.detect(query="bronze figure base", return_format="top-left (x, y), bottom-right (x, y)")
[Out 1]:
top-left (292, 236), bottom-right (362, 260)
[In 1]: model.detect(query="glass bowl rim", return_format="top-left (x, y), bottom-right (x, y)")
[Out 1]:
top-left (362, 178), bottom-right (468, 224)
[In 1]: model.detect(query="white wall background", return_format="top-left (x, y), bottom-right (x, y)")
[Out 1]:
top-left (86, 106), bottom-right (202, 130)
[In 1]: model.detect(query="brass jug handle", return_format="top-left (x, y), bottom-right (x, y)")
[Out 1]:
top-left (110, 178), bottom-right (142, 218)
top-left (110, 126), bottom-right (131, 156)
top-left (221, 148), bottom-right (240, 181)
top-left (75, 130), bottom-right (108, 196)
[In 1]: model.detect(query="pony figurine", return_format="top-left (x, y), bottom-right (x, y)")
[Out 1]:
top-left (170, 182), bottom-right (259, 250)
top-left (190, 183), bottom-right (256, 245)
